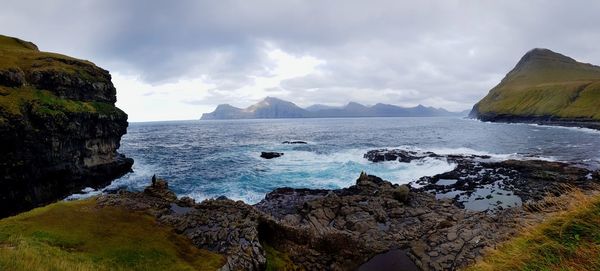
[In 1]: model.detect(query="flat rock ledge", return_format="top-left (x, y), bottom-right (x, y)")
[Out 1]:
top-left (97, 150), bottom-right (599, 271)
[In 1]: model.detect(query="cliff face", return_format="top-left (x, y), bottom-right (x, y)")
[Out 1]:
top-left (470, 48), bottom-right (600, 127)
top-left (0, 35), bottom-right (133, 217)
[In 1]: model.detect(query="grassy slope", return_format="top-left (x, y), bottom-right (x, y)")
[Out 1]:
top-left (475, 49), bottom-right (600, 120)
top-left (466, 192), bottom-right (600, 271)
top-left (0, 199), bottom-right (224, 271)
top-left (0, 35), bottom-right (123, 121)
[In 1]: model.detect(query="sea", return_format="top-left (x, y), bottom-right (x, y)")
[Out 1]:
top-left (68, 117), bottom-right (600, 203)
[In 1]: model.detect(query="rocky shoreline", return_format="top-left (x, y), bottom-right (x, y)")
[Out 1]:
top-left (96, 149), bottom-right (599, 271)
top-left (470, 113), bottom-right (600, 131)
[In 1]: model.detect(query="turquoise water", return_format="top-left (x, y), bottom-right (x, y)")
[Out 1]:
top-left (73, 117), bottom-right (600, 203)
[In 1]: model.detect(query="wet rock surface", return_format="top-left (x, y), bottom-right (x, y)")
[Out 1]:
top-left (367, 149), bottom-right (597, 212)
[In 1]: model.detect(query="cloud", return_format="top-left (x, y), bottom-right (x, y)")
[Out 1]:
top-left (2, 0), bottom-right (600, 120)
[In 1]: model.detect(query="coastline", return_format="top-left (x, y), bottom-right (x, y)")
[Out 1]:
top-left (473, 113), bottom-right (600, 131)
top-left (7, 149), bottom-right (596, 270)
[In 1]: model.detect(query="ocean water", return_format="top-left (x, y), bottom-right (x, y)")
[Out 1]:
top-left (75, 117), bottom-right (600, 203)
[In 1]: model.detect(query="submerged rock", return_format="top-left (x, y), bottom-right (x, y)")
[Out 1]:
top-left (260, 152), bottom-right (284, 159)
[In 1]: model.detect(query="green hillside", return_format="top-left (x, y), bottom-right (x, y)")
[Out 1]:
top-left (471, 48), bottom-right (600, 121)
top-left (0, 34), bottom-right (125, 119)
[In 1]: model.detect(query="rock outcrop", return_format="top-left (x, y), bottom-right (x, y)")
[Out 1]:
top-left (470, 48), bottom-right (600, 129)
top-left (0, 35), bottom-right (133, 217)
top-left (98, 153), bottom-right (599, 271)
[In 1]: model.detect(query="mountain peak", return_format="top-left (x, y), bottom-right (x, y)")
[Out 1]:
top-left (263, 96), bottom-right (282, 102)
top-left (515, 48), bottom-right (576, 68)
top-left (345, 102), bottom-right (366, 108)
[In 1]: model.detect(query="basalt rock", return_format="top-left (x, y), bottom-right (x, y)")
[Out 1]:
top-left (0, 35), bottom-right (132, 217)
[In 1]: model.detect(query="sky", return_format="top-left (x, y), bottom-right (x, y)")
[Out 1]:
top-left (1, 0), bottom-right (600, 121)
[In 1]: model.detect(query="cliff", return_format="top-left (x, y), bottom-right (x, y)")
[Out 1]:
top-left (0, 35), bottom-right (133, 217)
top-left (201, 97), bottom-right (461, 120)
top-left (470, 48), bottom-right (600, 128)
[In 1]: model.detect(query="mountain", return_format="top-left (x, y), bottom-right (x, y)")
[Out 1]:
top-left (201, 97), bottom-right (308, 120)
top-left (470, 48), bottom-right (600, 127)
top-left (304, 104), bottom-right (338, 112)
top-left (0, 35), bottom-right (133, 217)
top-left (201, 97), bottom-right (462, 119)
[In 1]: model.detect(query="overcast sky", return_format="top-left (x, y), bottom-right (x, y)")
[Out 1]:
top-left (2, 0), bottom-right (599, 121)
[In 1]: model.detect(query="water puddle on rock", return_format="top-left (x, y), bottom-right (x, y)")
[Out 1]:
top-left (435, 181), bottom-right (522, 212)
top-left (358, 249), bottom-right (419, 271)
top-left (436, 179), bottom-right (457, 186)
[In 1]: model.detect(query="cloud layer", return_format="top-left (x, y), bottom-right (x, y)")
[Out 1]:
top-left (2, 0), bottom-right (600, 121)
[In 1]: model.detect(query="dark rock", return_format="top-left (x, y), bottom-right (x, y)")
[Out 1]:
top-left (364, 149), bottom-right (440, 163)
top-left (0, 68), bottom-right (25, 87)
top-left (261, 152), bottom-right (284, 159)
top-left (144, 179), bottom-right (177, 202)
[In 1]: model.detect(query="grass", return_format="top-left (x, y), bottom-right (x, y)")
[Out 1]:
top-left (0, 199), bottom-right (225, 271)
top-left (465, 190), bottom-right (600, 271)
top-left (263, 242), bottom-right (301, 271)
top-left (0, 34), bottom-right (121, 120)
top-left (0, 34), bottom-right (96, 77)
top-left (477, 81), bottom-right (600, 120)
top-left (0, 85), bottom-right (125, 118)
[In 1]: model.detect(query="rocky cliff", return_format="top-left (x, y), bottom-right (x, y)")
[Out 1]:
top-left (0, 35), bottom-right (133, 217)
top-left (470, 48), bottom-right (600, 128)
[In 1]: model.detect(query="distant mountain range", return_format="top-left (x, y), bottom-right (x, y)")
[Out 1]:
top-left (200, 97), bottom-right (466, 120)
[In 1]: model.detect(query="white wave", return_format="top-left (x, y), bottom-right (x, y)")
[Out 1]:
top-left (389, 145), bottom-right (556, 162)
top-left (107, 160), bottom-right (159, 191)
top-left (257, 148), bottom-right (457, 188)
top-left (64, 187), bottom-right (102, 201)
top-left (524, 123), bottom-right (600, 135)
